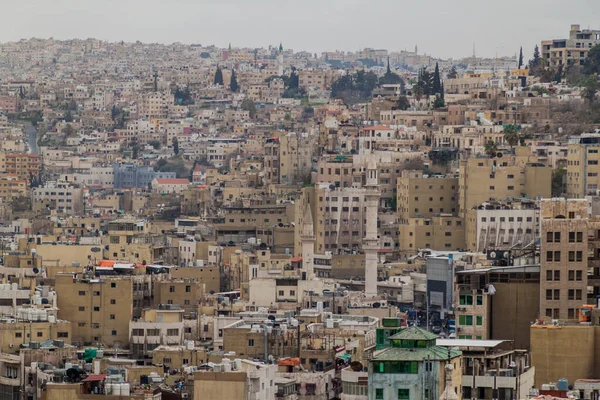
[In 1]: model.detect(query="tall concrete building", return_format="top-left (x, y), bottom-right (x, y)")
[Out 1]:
top-left (364, 160), bottom-right (380, 298)
top-left (567, 133), bottom-right (600, 198)
top-left (300, 205), bottom-right (316, 280)
top-left (541, 24), bottom-right (600, 69)
top-left (540, 198), bottom-right (589, 321)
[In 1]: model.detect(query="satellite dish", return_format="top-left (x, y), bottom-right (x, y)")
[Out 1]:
top-left (372, 302), bottom-right (381, 308)
top-left (32, 268), bottom-right (40, 274)
top-left (267, 315), bottom-right (276, 321)
top-left (350, 361), bottom-right (363, 371)
top-left (91, 247), bottom-right (101, 253)
top-left (489, 252), bottom-right (497, 259)
top-left (496, 152), bottom-right (503, 158)
top-left (503, 252), bottom-right (510, 258)
top-left (329, 184), bottom-right (335, 190)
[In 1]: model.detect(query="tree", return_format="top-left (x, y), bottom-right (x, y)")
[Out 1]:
top-left (432, 63), bottom-right (442, 95)
top-left (148, 140), bottom-right (161, 150)
top-left (64, 110), bottom-right (73, 123)
top-left (503, 124), bottom-right (519, 148)
top-left (447, 65), bottom-right (458, 79)
top-left (518, 47), bottom-right (524, 69)
top-left (433, 94), bottom-right (445, 109)
top-left (213, 66), bottom-right (224, 86)
top-left (241, 98), bottom-right (256, 119)
top-left (396, 95), bottom-right (410, 110)
top-left (11, 196), bottom-right (31, 213)
top-left (289, 68), bottom-right (299, 89)
top-left (552, 166), bottom-right (566, 197)
top-left (64, 124), bottom-right (75, 137)
top-left (529, 45), bottom-right (542, 75)
top-left (583, 44), bottom-right (600, 76)
top-left (172, 137), bottom-right (180, 155)
top-left (581, 76), bottom-right (599, 104)
top-left (230, 69), bottom-right (239, 92)
top-left (484, 140), bottom-right (499, 157)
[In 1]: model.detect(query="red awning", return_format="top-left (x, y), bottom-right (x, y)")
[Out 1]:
top-left (81, 374), bottom-right (107, 382)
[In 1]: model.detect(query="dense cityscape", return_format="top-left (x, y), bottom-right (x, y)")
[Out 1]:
top-left (0, 12), bottom-right (599, 400)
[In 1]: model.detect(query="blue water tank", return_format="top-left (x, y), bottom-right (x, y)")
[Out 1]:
top-left (557, 378), bottom-right (569, 391)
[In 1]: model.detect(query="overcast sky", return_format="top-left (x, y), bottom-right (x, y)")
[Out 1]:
top-left (2, 0), bottom-right (600, 59)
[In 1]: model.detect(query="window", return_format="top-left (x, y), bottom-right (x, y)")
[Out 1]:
top-left (476, 316), bottom-right (483, 326)
top-left (110, 282), bottom-right (116, 288)
top-left (568, 308), bottom-right (575, 319)
top-left (110, 314), bottom-right (115, 320)
top-left (111, 330), bottom-right (117, 336)
top-left (569, 289), bottom-right (575, 300)
top-left (93, 306), bottom-right (100, 312)
top-left (93, 291), bottom-right (100, 296)
top-left (576, 270), bottom-right (583, 281)
top-left (569, 251), bottom-right (575, 262)
top-left (546, 270), bottom-right (553, 281)
top-left (162, 358), bottom-right (172, 364)
top-left (576, 289), bottom-right (583, 300)
top-left (169, 285), bottom-right (175, 293)
top-left (554, 270), bottom-right (560, 281)
top-left (546, 251), bottom-right (553, 262)
top-left (569, 232), bottom-right (575, 243)
top-left (577, 232), bottom-right (583, 242)
top-left (279, 290), bottom-right (284, 296)
top-left (398, 389), bottom-right (410, 399)
top-left (248, 339), bottom-right (255, 347)
top-left (376, 389), bottom-right (384, 400)
top-left (15, 332), bottom-right (22, 338)
top-left (476, 295), bottom-right (483, 305)
top-left (546, 289), bottom-right (553, 300)
top-left (78, 291), bottom-right (85, 296)
top-left (57, 332), bottom-right (69, 338)
top-left (577, 251), bottom-right (583, 262)
top-left (110, 299), bottom-right (116, 304)
top-left (569, 270), bottom-right (575, 281)
top-left (79, 306), bottom-right (85, 312)
top-left (185, 285), bottom-right (191, 292)
top-left (167, 329), bottom-right (179, 336)
top-left (459, 295), bottom-right (473, 305)
top-left (459, 315), bottom-right (473, 326)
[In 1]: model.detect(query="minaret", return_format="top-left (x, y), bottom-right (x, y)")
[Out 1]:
top-left (301, 204), bottom-right (315, 280)
top-left (364, 159), bottom-right (380, 298)
top-left (439, 363), bottom-right (459, 400)
top-left (277, 42), bottom-right (284, 76)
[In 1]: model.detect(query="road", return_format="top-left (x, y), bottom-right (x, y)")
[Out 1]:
top-left (25, 124), bottom-right (38, 154)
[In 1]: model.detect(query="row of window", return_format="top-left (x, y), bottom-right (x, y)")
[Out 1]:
top-left (546, 251), bottom-right (583, 262)
top-left (546, 231), bottom-right (584, 243)
top-left (374, 388), bottom-right (411, 400)
top-left (458, 315), bottom-right (483, 326)
top-left (458, 294), bottom-right (483, 306)
top-left (546, 269), bottom-right (584, 281)
top-left (15, 331), bottom-right (68, 338)
top-left (545, 288), bottom-right (583, 301)
top-left (482, 216), bottom-right (533, 222)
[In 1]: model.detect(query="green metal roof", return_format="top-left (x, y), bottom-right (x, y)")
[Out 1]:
top-left (372, 346), bottom-right (462, 362)
top-left (389, 326), bottom-right (438, 341)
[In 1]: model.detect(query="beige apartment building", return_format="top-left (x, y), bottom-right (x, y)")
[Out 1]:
top-left (0, 152), bottom-right (40, 180)
top-left (541, 24), bottom-right (600, 69)
top-left (399, 215), bottom-right (465, 254)
top-left (154, 279), bottom-right (205, 316)
top-left (567, 133), bottom-right (600, 198)
top-left (294, 185), bottom-right (368, 255)
top-left (397, 170), bottom-right (459, 222)
top-left (0, 319), bottom-right (72, 354)
top-left (55, 273), bottom-right (133, 347)
top-left (539, 199), bottom-right (589, 321)
top-left (263, 133), bottom-right (312, 185)
top-left (458, 148), bottom-right (552, 220)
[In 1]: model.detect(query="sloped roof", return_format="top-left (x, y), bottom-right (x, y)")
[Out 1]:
top-left (389, 326), bottom-right (438, 341)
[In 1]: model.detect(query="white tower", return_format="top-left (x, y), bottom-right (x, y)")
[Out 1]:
top-left (439, 363), bottom-right (459, 400)
top-left (364, 159), bottom-right (380, 298)
top-left (301, 205), bottom-right (315, 280)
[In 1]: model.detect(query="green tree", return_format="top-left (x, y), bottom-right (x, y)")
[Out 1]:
top-left (529, 45), bottom-right (542, 75)
top-left (64, 123), bottom-right (75, 137)
top-left (432, 62), bottom-right (442, 95)
top-left (172, 137), bottom-right (180, 155)
top-left (289, 68), bottom-right (299, 89)
top-left (433, 94), bottom-right (445, 109)
top-left (148, 140), bottom-right (161, 150)
top-left (241, 98), bottom-right (256, 119)
top-left (447, 65), bottom-right (458, 79)
top-left (484, 140), bottom-right (499, 157)
top-left (552, 166), bottom-right (566, 197)
top-left (213, 66), bottom-right (224, 86)
top-left (518, 47), bottom-right (524, 69)
top-left (583, 44), bottom-right (600, 76)
top-left (503, 124), bottom-right (520, 148)
top-left (396, 95), bottom-right (410, 110)
top-left (581, 76), bottom-right (599, 104)
top-left (230, 68), bottom-right (239, 92)
top-left (64, 110), bottom-right (73, 123)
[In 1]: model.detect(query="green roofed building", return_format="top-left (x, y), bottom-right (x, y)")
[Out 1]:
top-left (368, 326), bottom-right (462, 400)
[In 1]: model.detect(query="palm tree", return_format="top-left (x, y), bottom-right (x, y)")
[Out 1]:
top-left (484, 140), bottom-right (499, 157)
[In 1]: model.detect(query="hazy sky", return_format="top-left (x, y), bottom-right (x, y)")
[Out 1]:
top-left (2, 0), bottom-right (600, 59)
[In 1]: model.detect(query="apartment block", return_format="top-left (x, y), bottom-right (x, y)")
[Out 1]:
top-left (539, 199), bottom-right (588, 321)
top-left (55, 273), bottom-right (133, 347)
top-left (541, 24), bottom-right (600, 68)
top-left (567, 133), bottom-right (600, 198)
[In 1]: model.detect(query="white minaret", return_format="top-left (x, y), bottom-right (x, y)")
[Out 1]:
top-left (439, 363), bottom-right (459, 400)
top-left (364, 159), bottom-right (380, 298)
top-left (301, 204), bottom-right (315, 280)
